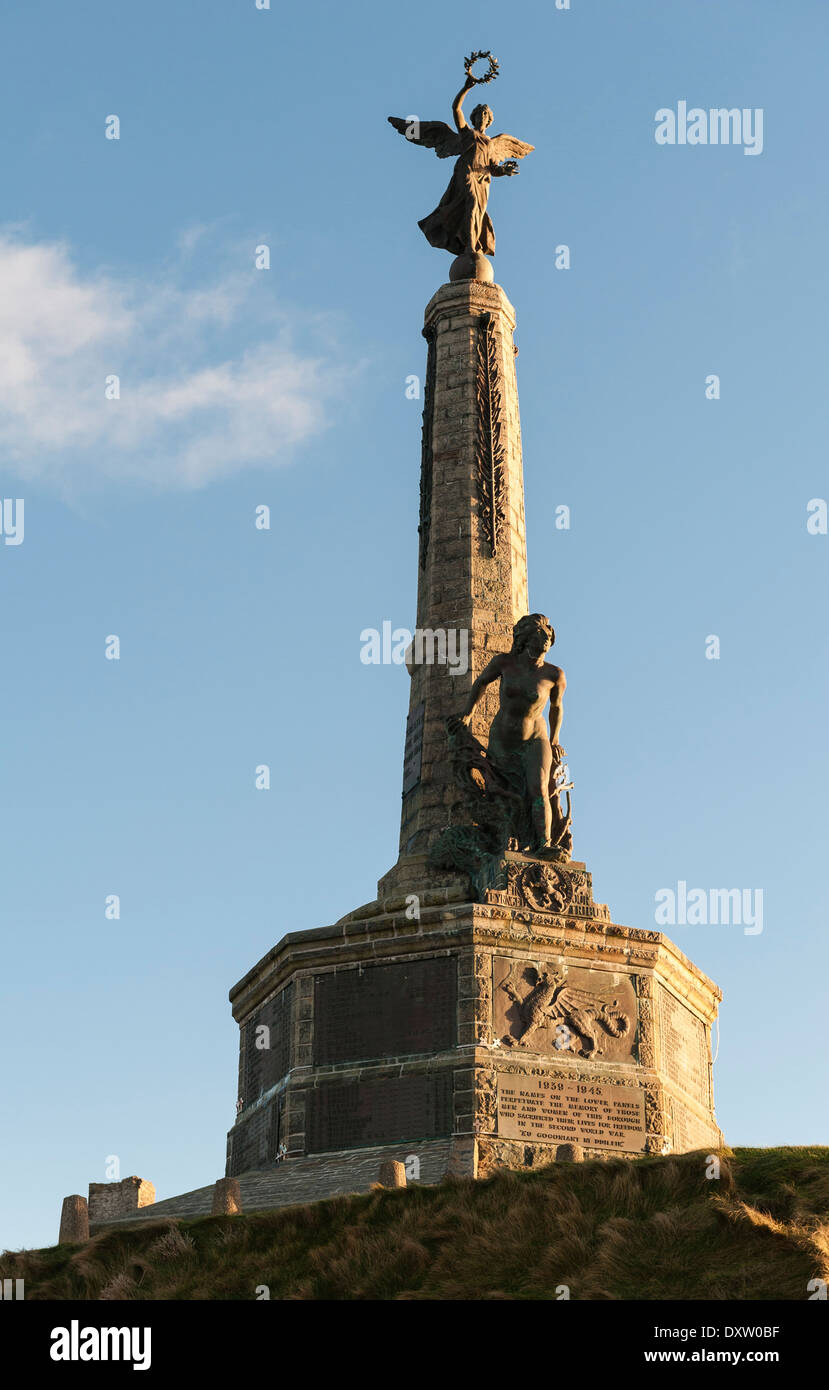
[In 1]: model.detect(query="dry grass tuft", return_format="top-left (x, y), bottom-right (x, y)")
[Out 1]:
top-left (148, 1227), bottom-right (196, 1261)
top-left (99, 1271), bottom-right (140, 1301)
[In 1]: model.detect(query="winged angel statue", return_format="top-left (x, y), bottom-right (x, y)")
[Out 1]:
top-left (388, 52), bottom-right (533, 270)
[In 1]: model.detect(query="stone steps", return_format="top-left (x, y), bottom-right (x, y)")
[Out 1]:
top-left (89, 1139), bottom-right (453, 1233)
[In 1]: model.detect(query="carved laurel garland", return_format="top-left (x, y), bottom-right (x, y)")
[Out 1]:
top-left (475, 312), bottom-right (506, 554)
top-left (644, 1085), bottom-right (669, 1153)
top-left (474, 950), bottom-right (492, 1039)
top-left (418, 323), bottom-right (437, 570)
top-left (637, 973), bottom-right (656, 1069)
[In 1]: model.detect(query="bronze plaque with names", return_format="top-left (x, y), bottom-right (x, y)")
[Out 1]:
top-left (306, 1072), bottom-right (454, 1152)
top-left (313, 957), bottom-right (456, 1065)
top-left (402, 702), bottom-right (425, 795)
top-left (496, 1074), bottom-right (647, 1151)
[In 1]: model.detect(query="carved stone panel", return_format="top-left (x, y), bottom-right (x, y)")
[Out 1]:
top-left (496, 1074), bottom-right (647, 1151)
top-left (475, 312), bottom-right (506, 554)
top-left (483, 858), bottom-right (610, 920)
top-left (636, 974), bottom-right (656, 1070)
top-left (493, 957), bottom-right (637, 1063)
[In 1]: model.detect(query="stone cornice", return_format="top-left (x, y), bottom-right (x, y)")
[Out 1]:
top-left (229, 898), bottom-right (721, 1025)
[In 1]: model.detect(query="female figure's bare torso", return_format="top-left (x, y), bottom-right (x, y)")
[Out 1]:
top-left (459, 615), bottom-right (566, 853)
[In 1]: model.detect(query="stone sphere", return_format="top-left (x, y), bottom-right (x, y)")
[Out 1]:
top-left (449, 252), bottom-right (494, 284)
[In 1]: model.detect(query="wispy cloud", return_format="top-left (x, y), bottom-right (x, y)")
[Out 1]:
top-left (0, 231), bottom-right (352, 491)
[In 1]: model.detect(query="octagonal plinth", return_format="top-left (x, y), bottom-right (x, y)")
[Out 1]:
top-left (226, 857), bottom-right (721, 1187)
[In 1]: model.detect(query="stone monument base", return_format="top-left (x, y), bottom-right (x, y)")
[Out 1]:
top-left (226, 856), bottom-right (722, 1192)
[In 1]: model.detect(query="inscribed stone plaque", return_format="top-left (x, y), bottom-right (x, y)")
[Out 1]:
top-left (313, 957), bottom-right (456, 1065)
top-left (497, 1074), bottom-right (647, 1151)
top-left (306, 1072), bottom-right (454, 1152)
top-left (657, 988), bottom-right (710, 1108)
top-left (402, 701), bottom-right (425, 795)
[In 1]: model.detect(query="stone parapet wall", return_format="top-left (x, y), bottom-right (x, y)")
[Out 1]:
top-left (89, 1140), bottom-right (455, 1234)
top-left (87, 1177), bottom-right (155, 1225)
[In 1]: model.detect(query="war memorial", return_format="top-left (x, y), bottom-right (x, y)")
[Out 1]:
top-left (5, 22), bottom-right (818, 1354)
top-left (51, 55), bottom-right (724, 1245)
top-left (223, 52), bottom-right (723, 1197)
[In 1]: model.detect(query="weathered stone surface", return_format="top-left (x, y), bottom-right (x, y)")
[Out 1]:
top-left (58, 1194), bottom-right (89, 1244)
top-left (556, 1143), bottom-right (584, 1163)
top-left (445, 1135), bottom-right (478, 1179)
top-left (211, 1177), bottom-right (242, 1215)
top-left (657, 984), bottom-right (711, 1110)
top-left (88, 1176), bottom-right (155, 1224)
top-left (227, 896), bottom-right (721, 1189)
top-left (393, 281), bottom-right (530, 872)
top-left (90, 1140), bottom-right (454, 1232)
top-left (378, 1160), bottom-right (407, 1188)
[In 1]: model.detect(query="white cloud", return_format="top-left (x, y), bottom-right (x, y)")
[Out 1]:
top-left (0, 232), bottom-right (352, 491)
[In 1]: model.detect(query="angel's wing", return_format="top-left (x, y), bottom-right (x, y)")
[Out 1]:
top-left (387, 117), bottom-right (462, 159)
top-left (488, 133), bottom-right (535, 163)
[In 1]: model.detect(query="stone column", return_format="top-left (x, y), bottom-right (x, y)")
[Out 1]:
top-left (212, 1177), bottom-right (242, 1214)
top-left (397, 279), bottom-right (530, 862)
top-left (59, 1194), bottom-right (89, 1244)
top-left (377, 1160), bottom-right (407, 1188)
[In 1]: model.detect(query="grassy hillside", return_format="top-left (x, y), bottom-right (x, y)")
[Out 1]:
top-left (4, 1147), bottom-right (828, 1301)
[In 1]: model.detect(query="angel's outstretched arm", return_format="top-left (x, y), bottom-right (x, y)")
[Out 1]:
top-left (452, 75), bottom-right (476, 132)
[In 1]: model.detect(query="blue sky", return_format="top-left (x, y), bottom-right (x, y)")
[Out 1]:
top-left (1, 0), bottom-right (828, 1251)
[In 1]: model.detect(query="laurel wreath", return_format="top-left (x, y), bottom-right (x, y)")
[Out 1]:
top-left (464, 50), bottom-right (499, 85)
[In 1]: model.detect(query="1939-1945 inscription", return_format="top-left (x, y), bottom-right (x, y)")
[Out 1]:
top-left (497, 1074), bottom-right (647, 1151)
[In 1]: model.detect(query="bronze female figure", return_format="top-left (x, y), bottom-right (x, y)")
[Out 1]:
top-left (388, 56), bottom-right (533, 274)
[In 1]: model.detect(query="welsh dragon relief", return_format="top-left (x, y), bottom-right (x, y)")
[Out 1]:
top-left (501, 963), bottom-right (631, 1059)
